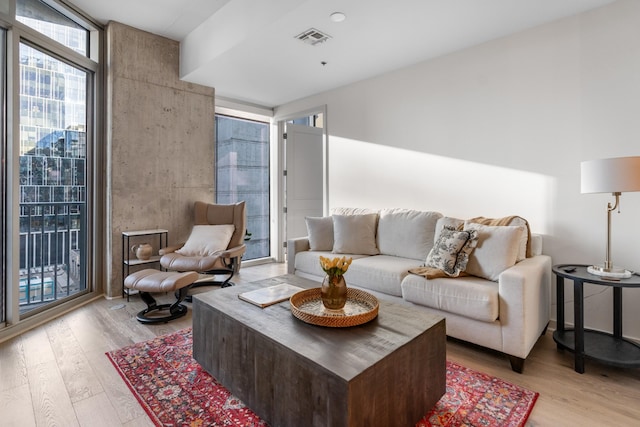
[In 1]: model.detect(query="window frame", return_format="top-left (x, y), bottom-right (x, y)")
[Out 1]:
top-left (214, 102), bottom-right (277, 266)
top-left (0, 0), bottom-right (104, 337)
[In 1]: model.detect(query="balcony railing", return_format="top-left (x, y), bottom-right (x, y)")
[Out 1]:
top-left (19, 202), bottom-right (86, 312)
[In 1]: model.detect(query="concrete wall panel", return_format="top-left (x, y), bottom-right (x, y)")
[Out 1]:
top-left (107, 22), bottom-right (215, 297)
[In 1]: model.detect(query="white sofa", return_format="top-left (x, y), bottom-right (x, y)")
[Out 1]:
top-left (287, 208), bottom-right (551, 373)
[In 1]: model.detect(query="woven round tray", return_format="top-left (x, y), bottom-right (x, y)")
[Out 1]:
top-left (290, 288), bottom-right (379, 327)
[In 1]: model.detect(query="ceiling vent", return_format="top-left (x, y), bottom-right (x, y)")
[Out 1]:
top-left (295, 28), bottom-right (331, 46)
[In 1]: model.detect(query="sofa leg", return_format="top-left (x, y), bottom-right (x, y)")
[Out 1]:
top-left (508, 356), bottom-right (525, 373)
top-left (541, 322), bottom-right (549, 336)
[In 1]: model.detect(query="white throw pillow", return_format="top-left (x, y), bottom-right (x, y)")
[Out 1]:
top-left (433, 217), bottom-right (464, 243)
top-left (466, 216), bottom-right (530, 261)
top-left (176, 224), bottom-right (235, 257)
top-left (305, 216), bottom-right (334, 251)
top-left (332, 214), bottom-right (379, 255)
top-left (377, 209), bottom-right (442, 260)
top-left (463, 222), bottom-right (524, 281)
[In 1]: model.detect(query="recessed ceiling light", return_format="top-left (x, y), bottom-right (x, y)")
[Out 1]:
top-left (330, 12), bottom-right (346, 23)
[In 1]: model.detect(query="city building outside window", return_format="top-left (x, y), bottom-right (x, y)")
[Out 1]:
top-left (215, 114), bottom-right (270, 261)
top-left (0, 0), bottom-right (99, 322)
top-left (17, 44), bottom-right (88, 313)
top-left (16, 0), bottom-right (89, 56)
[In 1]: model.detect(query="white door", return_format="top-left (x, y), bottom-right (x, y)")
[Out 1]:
top-left (285, 124), bottom-right (324, 242)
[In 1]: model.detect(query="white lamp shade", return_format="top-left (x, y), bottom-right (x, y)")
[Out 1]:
top-left (581, 156), bottom-right (640, 194)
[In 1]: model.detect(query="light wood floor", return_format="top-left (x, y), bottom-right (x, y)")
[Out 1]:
top-left (1, 262), bottom-right (639, 427)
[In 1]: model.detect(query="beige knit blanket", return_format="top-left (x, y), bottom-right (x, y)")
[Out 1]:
top-left (408, 266), bottom-right (469, 279)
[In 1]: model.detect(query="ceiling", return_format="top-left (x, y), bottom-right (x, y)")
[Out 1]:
top-left (68, 0), bottom-right (614, 108)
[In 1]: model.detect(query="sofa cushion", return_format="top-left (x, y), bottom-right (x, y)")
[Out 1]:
top-left (377, 209), bottom-right (442, 261)
top-left (463, 222), bottom-right (523, 281)
top-left (347, 255), bottom-right (424, 297)
top-left (466, 215), bottom-right (531, 260)
top-left (530, 234), bottom-right (543, 256)
top-left (295, 250), bottom-right (370, 277)
top-left (305, 216), bottom-right (334, 251)
top-left (425, 226), bottom-right (478, 277)
top-left (434, 217), bottom-right (464, 242)
top-left (332, 214), bottom-right (380, 255)
top-left (401, 273), bottom-right (499, 322)
top-left (331, 207), bottom-right (379, 216)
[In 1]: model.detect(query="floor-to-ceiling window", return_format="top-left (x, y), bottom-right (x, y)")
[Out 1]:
top-left (215, 113), bottom-right (270, 261)
top-left (1, 0), bottom-right (101, 329)
top-left (18, 42), bottom-right (88, 314)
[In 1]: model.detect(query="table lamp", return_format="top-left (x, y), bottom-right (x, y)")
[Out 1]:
top-left (581, 156), bottom-right (640, 278)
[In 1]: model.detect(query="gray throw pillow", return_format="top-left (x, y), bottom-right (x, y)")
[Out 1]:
top-left (332, 213), bottom-right (379, 255)
top-left (305, 216), bottom-right (334, 251)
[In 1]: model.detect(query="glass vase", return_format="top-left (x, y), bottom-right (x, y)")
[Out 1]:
top-left (321, 274), bottom-right (348, 310)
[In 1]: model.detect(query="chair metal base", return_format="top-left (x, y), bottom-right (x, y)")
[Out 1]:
top-left (136, 287), bottom-right (190, 324)
top-left (182, 268), bottom-right (235, 302)
top-left (202, 267), bottom-right (236, 286)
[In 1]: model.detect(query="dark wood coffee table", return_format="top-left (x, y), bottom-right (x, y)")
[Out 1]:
top-left (193, 274), bottom-right (446, 427)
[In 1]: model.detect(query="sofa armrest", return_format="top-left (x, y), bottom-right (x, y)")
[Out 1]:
top-left (498, 254), bottom-right (552, 359)
top-left (287, 237), bottom-right (310, 274)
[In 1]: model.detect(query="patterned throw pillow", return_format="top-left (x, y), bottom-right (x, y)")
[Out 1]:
top-left (425, 226), bottom-right (478, 276)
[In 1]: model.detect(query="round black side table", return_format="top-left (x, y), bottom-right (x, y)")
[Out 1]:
top-left (553, 264), bottom-right (640, 373)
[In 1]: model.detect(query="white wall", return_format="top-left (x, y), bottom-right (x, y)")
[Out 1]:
top-left (275, 0), bottom-right (640, 340)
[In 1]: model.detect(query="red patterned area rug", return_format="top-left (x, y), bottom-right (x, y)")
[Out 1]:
top-left (107, 328), bottom-right (538, 427)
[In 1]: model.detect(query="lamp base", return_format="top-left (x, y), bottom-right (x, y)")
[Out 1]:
top-left (587, 265), bottom-right (632, 279)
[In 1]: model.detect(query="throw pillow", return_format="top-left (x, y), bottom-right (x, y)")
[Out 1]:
top-left (463, 222), bottom-right (524, 281)
top-left (433, 216), bottom-right (465, 243)
top-left (176, 224), bottom-right (235, 257)
top-left (305, 216), bottom-right (334, 251)
top-left (425, 226), bottom-right (478, 277)
top-left (466, 215), bottom-right (531, 260)
top-left (332, 213), bottom-right (380, 255)
top-left (377, 209), bottom-right (442, 261)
